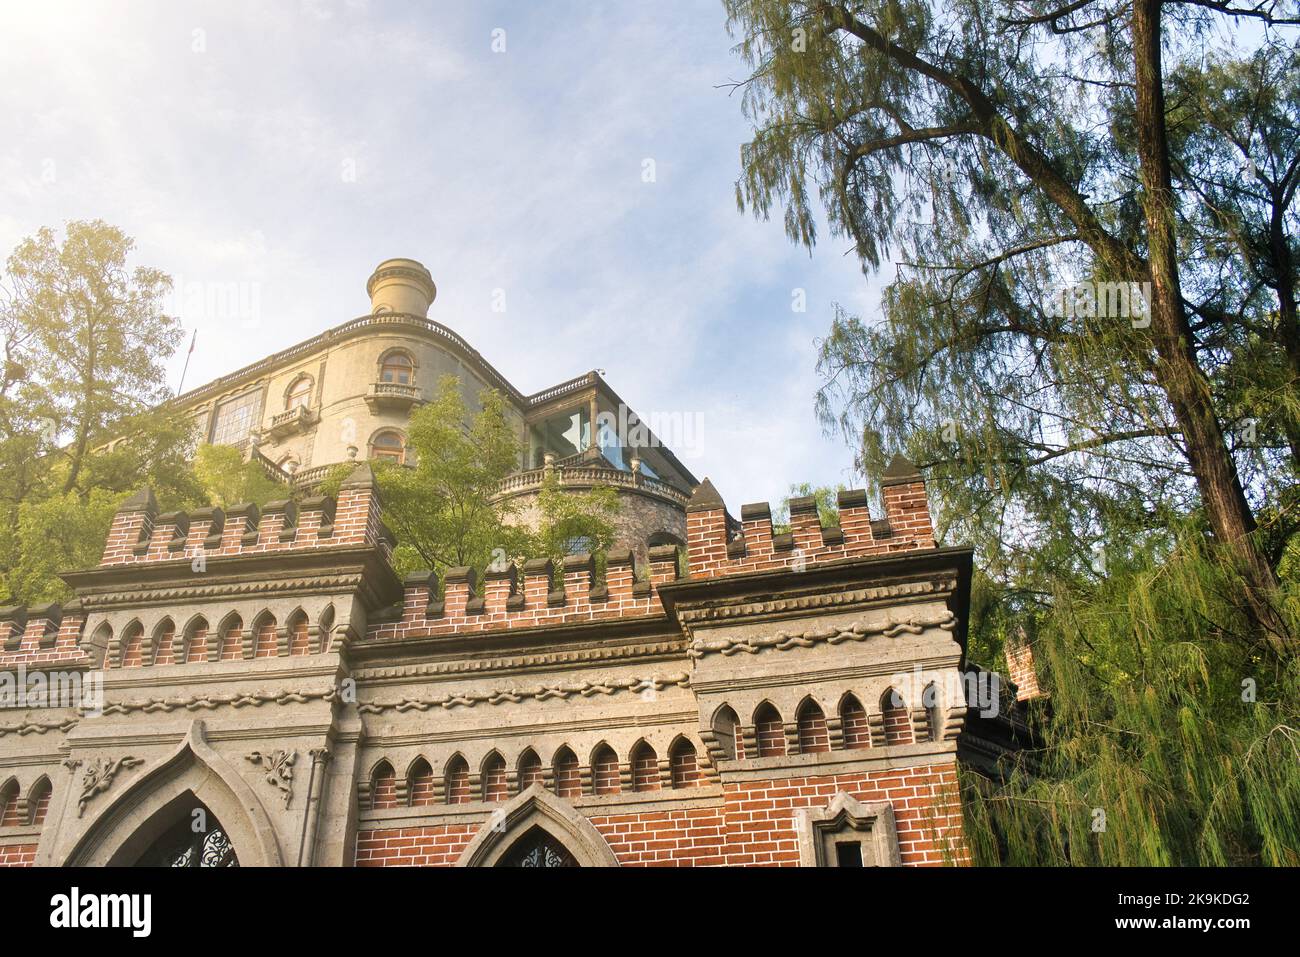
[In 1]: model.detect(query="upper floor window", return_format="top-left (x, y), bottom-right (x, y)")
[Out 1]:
top-left (210, 390), bottom-right (261, 448)
top-left (380, 351), bottom-right (414, 385)
top-left (370, 430), bottom-right (406, 464)
top-left (285, 375), bottom-right (312, 410)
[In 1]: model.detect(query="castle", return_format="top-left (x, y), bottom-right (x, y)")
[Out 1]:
top-left (0, 260), bottom-right (1024, 867)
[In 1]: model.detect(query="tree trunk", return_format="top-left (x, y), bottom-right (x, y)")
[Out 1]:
top-left (1132, 0), bottom-right (1293, 654)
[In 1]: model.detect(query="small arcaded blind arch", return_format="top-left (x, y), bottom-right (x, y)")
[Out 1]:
top-left (517, 750), bottom-right (543, 790)
top-left (881, 688), bottom-right (914, 746)
top-left (797, 699), bottom-right (831, 754)
top-left (408, 759), bottom-right (434, 807)
top-left (253, 613), bottom-right (278, 658)
top-left (0, 780), bottom-right (20, 827)
top-left (28, 777), bottom-right (51, 826)
top-left (370, 761), bottom-right (397, 810)
top-left (481, 752), bottom-right (508, 802)
top-left (219, 615), bottom-right (243, 661)
top-left (287, 611), bottom-right (310, 656)
top-left (285, 374), bottom-right (313, 410)
top-left (553, 747), bottom-right (581, 798)
top-left (669, 739), bottom-right (701, 789)
top-left (840, 694), bottom-right (871, 749)
top-left (591, 745), bottom-right (620, 795)
top-left (445, 756), bottom-right (470, 805)
top-left (754, 702), bottom-right (786, 757)
top-left (630, 741), bottom-right (660, 793)
top-left (183, 617), bottom-right (209, 663)
top-left (379, 350), bottom-right (414, 385)
top-left (152, 618), bottom-right (176, 666)
top-left (370, 430), bottom-right (406, 465)
top-left (120, 622), bottom-right (145, 668)
top-left (712, 705), bottom-right (741, 761)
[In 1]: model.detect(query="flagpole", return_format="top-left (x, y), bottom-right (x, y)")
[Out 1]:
top-left (177, 329), bottom-right (196, 396)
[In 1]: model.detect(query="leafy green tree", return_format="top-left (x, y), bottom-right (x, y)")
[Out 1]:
top-left (342, 375), bottom-right (619, 582)
top-left (772, 481), bottom-right (845, 532)
top-left (725, 0), bottom-right (1299, 653)
top-left (725, 0), bottom-right (1300, 863)
top-left (5, 220), bottom-right (181, 495)
top-left (192, 444), bottom-right (290, 509)
top-left (0, 222), bottom-right (205, 603)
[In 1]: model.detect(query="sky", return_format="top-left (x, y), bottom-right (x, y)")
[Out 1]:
top-left (0, 0), bottom-right (886, 509)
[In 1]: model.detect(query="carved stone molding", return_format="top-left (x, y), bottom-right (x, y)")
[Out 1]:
top-left (687, 610), bottom-right (956, 660)
top-left (0, 718), bottom-right (79, 738)
top-left (76, 755), bottom-right (145, 817)
top-left (356, 672), bottom-right (690, 714)
top-left (93, 685), bottom-right (337, 717)
top-left (674, 578), bottom-right (957, 626)
top-left (77, 573), bottom-right (370, 607)
top-left (245, 749), bottom-right (296, 808)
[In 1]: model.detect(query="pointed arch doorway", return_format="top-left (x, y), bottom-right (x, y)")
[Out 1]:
top-left (456, 784), bottom-right (619, 868)
top-left (60, 722), bottom-right (283, 867)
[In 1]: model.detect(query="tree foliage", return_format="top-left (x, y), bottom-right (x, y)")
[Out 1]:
top-left (724, 0), bottom-right (1300, 862)
top-left (335, 375), bottom-right (619, 583)
top-left (725, 0), bottom-right (1300, 652)
top-left (0, 221), bottom-right (289, 604)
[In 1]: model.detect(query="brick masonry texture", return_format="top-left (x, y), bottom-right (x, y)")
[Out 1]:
top-left (0, 449), bottom-right (1008, 868)
top-left (353, 763), bottom-right (964, 867)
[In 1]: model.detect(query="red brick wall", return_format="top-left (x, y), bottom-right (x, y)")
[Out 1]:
top-left (355, 825), bottom-right (477, 867)
top-left (120, 625), bottom-right (144, 667)
top-left (0, 844), bottom-right (36, 867)
top-left (0, 784), bottom-right (21, 827)
top-left (353, 762), bottom-right (965, 867)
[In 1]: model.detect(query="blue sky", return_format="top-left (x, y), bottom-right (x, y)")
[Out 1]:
top-left (0, 0), bottom-right (886, 509)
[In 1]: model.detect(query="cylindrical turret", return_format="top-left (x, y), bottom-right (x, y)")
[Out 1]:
top-left (366, 258), bottom-right (436, 317)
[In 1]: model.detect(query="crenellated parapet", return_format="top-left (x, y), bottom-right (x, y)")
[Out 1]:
top-left (0, 602), bottom-right (90, 669)
top-left (98, 462), bottom-right (391, 568)
top-left (687, 455), bottom-right (936, 580)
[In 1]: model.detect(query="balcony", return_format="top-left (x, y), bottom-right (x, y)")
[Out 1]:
top-left (266, 404), bottom-right (319, 438)
top-left (365, 381), bottom-right (422, 413)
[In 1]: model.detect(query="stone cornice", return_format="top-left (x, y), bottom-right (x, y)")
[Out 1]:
top-left (660, 546), bottom-right (974, 651)
top-left (688, 655), bottom-right (963, 694)
top-left (353, 638), bottom-right (686, 682)
top-left (0, 717), bottom-right (79, 738)
top-left (62, 546), bottom-right (401, 612)
top-left (673, 577), bottom-right (956, 626)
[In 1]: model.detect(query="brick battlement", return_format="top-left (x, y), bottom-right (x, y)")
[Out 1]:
top-left (0, 602), bottom-right (90, 669)
top-left (364, 455), bottom-right (938, 641)
top-left (98, 463), bottom-right (390, 568)
top-left (52, 455), bottom-right (940, 648)
top-left (687, 455), bottom-right (935, 580)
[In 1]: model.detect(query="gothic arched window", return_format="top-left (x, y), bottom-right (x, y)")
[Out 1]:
top-left (136, 805), bottom-right (239, 867)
